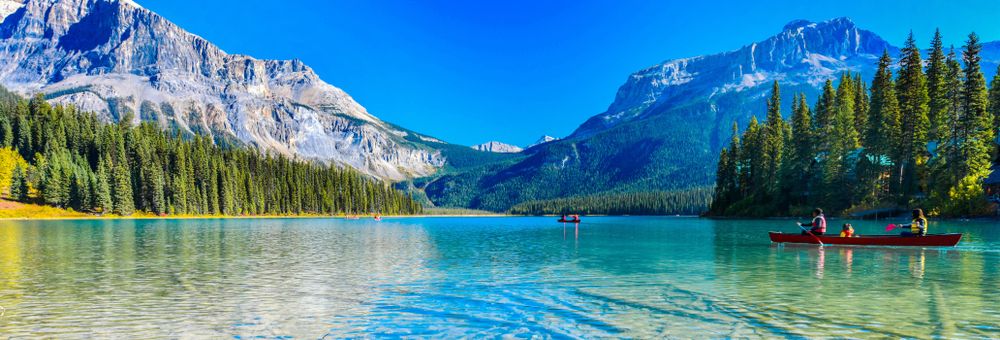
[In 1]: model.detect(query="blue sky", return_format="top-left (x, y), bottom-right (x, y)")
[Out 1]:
top-left (142, 0), bottom-right (1000, 146)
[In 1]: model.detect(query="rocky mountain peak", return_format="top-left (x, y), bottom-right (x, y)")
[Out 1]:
top-left (0, 0), bottom-right (445, 180)
top-left (472, 141), bottom-right (522, 153)
top-left (528, 135), bottom-right (557, 148)
top-left (572, 17), bottom-right (892, 138)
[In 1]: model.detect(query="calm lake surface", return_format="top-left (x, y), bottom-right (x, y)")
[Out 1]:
top-left (0, 217), bottom-right (998, 338)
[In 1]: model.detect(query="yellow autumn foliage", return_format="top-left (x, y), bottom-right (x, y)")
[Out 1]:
top-left (0, 147), bottom-right (28, 197)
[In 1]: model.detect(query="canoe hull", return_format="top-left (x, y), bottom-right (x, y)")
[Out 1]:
top-left (768, 232), bottom-right (962, 247)
top-left (558, 219), bottom-right (581, 223)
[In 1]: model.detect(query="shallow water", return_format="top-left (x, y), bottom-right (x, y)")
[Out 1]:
top-left (0, 217), bottom-right (998, 338)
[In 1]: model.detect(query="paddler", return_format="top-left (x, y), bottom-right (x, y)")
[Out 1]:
top-left (797, 208), bottom-right (827, 236)
top-left (898, 208), bottom-right (928, 237)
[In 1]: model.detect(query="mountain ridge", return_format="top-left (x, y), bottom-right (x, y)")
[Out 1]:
top-left (0, 0), bottom-right (448, 180)
top-left (471, 141), bottom-right (522, 153)
top-left (419, 17), bottom-right (1000, 211)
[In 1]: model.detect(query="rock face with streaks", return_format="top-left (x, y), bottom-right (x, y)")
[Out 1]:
top-left (0, 0), bottom-right (444, 180)
top-left (472, 141), bottom-right (522, 153)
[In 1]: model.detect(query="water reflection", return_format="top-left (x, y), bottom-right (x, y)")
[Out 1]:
top-left (841, 248), bottom-right (853, 276)
top-left (0, 219), bottom-right (435, 338)
top-left (0, 217), bottom-right (997, 338)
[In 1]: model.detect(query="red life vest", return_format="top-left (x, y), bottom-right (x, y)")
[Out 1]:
top-left (813, 215), bottom-right (827, 233)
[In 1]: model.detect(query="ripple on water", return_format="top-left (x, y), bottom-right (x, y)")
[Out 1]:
top-left (0, 217), bottom-right (998, 338)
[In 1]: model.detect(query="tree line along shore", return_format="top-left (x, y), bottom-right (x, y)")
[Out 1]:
top-left (0, 87), bottom-right (423, 218)
top-left (710, 31), bottom-right (999, 218)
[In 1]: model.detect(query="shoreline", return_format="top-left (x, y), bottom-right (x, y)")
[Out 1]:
top-left (0, 213), bottom-right (514, 221)
top-left (0, 214), bottom-right (715, 221)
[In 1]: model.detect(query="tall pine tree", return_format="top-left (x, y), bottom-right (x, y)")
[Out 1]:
top-left (945, 33), bottom-right (995, 215)
top-left (926, 29), bottom-right (949, 141)
top-left (895, 32), bottom-right (931, 199)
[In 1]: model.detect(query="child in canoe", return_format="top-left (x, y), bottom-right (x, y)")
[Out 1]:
top-left (840, 223), bottom-right (855, 237)
top-left (797, 208), bottom-right (827, 236)
top-left (898, 208), bottom-right (928, 237)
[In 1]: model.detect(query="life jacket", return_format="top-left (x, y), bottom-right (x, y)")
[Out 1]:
top-left (840, 229), bottom-right (853, 237)
top-left (813, 215), bottom-right (827, 233)
top-left (911, 217), bottom-right (928, 234)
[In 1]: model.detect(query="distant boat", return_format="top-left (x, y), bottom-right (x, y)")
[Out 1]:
top-left (373, 214), bottom-right (382, 221)
top-left (768, 232), bottom-right (962, 247)
top-left (558, 215), bottom-right (581, 223)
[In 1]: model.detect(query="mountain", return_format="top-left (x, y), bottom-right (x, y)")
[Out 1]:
top-left (0, 0), bottom-right (448, 181)
top-left (472, 141), bottom-right (522, 153)
top-left (527, 135), bottom-right (558, 148)
top-left (419, 17), bottom-right (1000, 211)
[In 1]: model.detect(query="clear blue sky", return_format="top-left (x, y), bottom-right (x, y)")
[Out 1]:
top-left (141, 0), bottom-right (1000, 147)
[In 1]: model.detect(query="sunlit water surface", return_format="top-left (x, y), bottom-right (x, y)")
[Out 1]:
top-left (0, 217), bottom-right (998, 338)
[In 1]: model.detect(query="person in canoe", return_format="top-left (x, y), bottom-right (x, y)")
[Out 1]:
top-left (797, 208), bottom-right (827, 235)
top-left (898, 208), bottom-right (928, 237)
top-left (840, 223), bottom-right (855, 237)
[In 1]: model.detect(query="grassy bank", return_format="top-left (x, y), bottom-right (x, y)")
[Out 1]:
top-left (0, 199), bottom-right (93, 219)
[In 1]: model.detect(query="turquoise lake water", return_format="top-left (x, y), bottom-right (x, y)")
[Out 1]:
top-left (0, 217), bottom-right (998, 338)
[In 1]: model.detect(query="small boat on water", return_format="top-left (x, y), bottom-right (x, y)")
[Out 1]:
top-left (558, 214), bottom-right (581, 223)
top-left (768, 232), bottom-right (962, 247)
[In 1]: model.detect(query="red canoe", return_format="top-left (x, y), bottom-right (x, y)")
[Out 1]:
top-left (768, 232), bottom-right (962, 247)
top-left (558, 218), bottom-right (581, 223)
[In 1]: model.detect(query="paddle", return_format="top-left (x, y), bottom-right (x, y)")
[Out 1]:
top-left (797, 222), bottom-right (825, 246)
top-left (884, 223), bottom-right (897, 232)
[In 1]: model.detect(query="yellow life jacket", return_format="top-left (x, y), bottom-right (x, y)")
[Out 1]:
top-left (911, 217), bottom-right (928, 234)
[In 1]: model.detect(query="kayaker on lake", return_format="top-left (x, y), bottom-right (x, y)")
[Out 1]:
top-left (898, 208), bottom-right (928, 237)
top-left (797, 208), bottom-right (827, 235)
top-left (840, 223), bottom-right (855, 237)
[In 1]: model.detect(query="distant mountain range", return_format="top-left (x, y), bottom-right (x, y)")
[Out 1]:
top-left (418, 17), bottom-right (1000, 211)
top-left (472, 136), bottom-right (559, 153)
top-left (2, 3), bottom-right (998, 212)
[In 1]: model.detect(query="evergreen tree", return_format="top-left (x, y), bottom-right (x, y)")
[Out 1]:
top-left (39, 152), bottom-right (68, 207)
top-left (789, 93), bottom-right (814, 204)
top-left (988, 65), bottom-right (1000, 154)
top-left (94, 157), bottom-right (113, 213)
top-left (853, 73), bottom-right (870, 135)
top-left (928, 48), bottom-right (966, 208)
top-left (8, 164), bottom-right (28, 201)
top-left (867, 52), bottom-right (902, 198)
top-left (713, 148), bottom-right (730, 212)
top-left (943, 33), bottom-right (995, 214)
top-left (112, 156), bottom-right (135, 216)
top-left (171, 146), bottom-right (189, 214)
top-left (14, 111), bottom-right (31, 159)
top-left (926, 29), bottom-right (949, 141)
top-left (895, 32), bottom-right (931, 198)
top-left (835, 73), bottom-right (859, 148)
top-left (742, 117), bottom-right (764, 197)
top-left (761, 81), bottom-right (787, 196)
top-left (824, 84), bottom-right (861, 209)
top-left (813, 79), bottom-right (837, 154)
top-left (0, 115), bottom-right (11, 147)
top-left (725, 122), bottom-right (741, 201)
